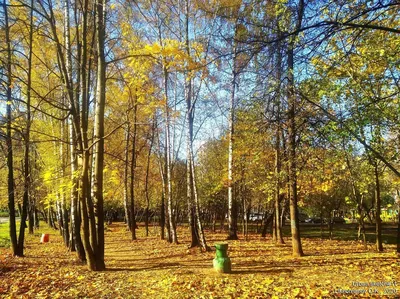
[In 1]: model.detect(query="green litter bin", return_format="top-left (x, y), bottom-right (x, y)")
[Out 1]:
top-left (213, 243), bottom-right (231, 273)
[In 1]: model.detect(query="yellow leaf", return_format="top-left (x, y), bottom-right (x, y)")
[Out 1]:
top-left (264, 278), bottom-right (274, 286)
top-left (293, 288), bottom-right (301, 296)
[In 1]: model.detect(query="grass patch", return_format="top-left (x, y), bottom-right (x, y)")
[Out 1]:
top-left (292, 223), bottom-right (398, 245)
top-left (0, 211), bottom-right (9, 217)
top-left (229, 222), bottom-right (397, 244)
top-left (0, 221), bottom-right (29, 248)
top-left (0, 222), bottom-right (10, 248)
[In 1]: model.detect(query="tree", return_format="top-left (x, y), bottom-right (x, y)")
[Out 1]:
top-left (184, 0), bottom-right (209, 251)
top-left (286, 0), bottom-right (305, 257)
top-left (144, 118), bottom-right (155, 236)
top-left (226, 20), bottom-right (239, 240)
top-left (274, 42), bottom-right (284, 245)
top-left (90, 0), bottom-right (107, 270)
top-left (3, 0), bottom-right (19, 256)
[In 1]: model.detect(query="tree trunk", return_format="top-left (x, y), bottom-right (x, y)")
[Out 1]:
top-left (48, 206), bottom-right (55, 229)
top-left (14, 0), bottom-right (35, 256)
top-left (242, 183), bottom-right (248, 240)
top-left (320, 210), bottom-right (323, 238)
top-left (357, 196), bottom-right (368, 250)
top-left (80, 170), bottom-right (96, 270)
top-left (65, 0), bottom-right (98, 270)
top-left (186, 139), bottom-right (199, 247)
top-left (3, 0), bottom-right (18, 256)
top-left (396, 191), bottom-right (399, 255)
top-left (328, 217), bottom-right (333, 240)
top-left (161, 193), bottom-right (166, 240)
top-left (184, 4), bottom-right (200, 247)
top-left (374, 161), bottom-right (383, 252)
top-left (261, 212), bottom-right (273, 238)
top-left (60, 118), bottom-right (69, 247)
top-left (145, 119), bottom-right (155, 237)
top-left (274, 39), bottom-right (284, 245)
top-left (164, 66), bottom-right (177, 244)
top-left (124, 122), bottom-right (131, 230)
top-left (28, 203), bottom-right (35, 234)
top-left (130, 101), bottom-right (137, 240)
top-left (29, 150), bottom-right (39, 233)
top-left (90, 0), bottom-right (107, 270)
top-left (59, 0), bottom-right (86, 262)
top-left (56, 198), bottom-right (64, 236)
top-left (189, 143), bottom-right (209, 251)
top-left (280, 197), bottom-right (287, 228)
top-left (274, 161), bottom-right (284, 243)
top-left (81, 0), bottom-right (98, 269)
top-left (272, 211), bottom-right (277, 242)
top-left (287, 39), bottom-right (304, 257)
top-left (227, 24), bottom-right (239, 241)
top-left (345, 144), bottom-right (367, 250)
top-left (34, 207), bottom-right (39, 229)
top-left (69, 117), bottom-right (86, 261)
top-left (158, 152), bottom-right (166, 240)
top-left (212, 212), bottom-right (216, 232)
top-left (25, 0), bottom-right (34, 239)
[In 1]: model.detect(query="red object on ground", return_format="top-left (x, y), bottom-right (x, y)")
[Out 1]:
top-left (40, 234), bottom-right (49, 243)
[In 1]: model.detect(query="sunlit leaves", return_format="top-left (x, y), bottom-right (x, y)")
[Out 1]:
top-left (141, 39), bottom-right (205, 74)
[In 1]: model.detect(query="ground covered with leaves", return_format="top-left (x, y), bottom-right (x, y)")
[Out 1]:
top-left (0, 223), bottom-right (399, 298)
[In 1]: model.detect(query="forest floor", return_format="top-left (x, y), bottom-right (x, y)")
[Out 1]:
top-left (0, 223), bottom-right (399, 298)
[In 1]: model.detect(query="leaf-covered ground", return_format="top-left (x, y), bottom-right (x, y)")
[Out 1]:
top-left (0, 223), bottom-right (399, 298)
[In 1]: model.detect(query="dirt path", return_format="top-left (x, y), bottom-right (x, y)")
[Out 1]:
top-left (0, 223), bottom-right (399, 298)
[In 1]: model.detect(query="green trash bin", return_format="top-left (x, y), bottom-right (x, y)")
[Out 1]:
top-left (213, 243), bottom-right (231, 273)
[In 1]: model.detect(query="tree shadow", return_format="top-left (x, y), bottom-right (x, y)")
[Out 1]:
top-left (231, 267), bottom-right (294, 275)
top-left (106, 253), bottom-right (201, 263)
top-left (105, 262), bottom-right (181, 272)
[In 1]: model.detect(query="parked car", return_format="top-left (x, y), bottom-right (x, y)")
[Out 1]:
top-left (330, 217), bottom-right (346, 224)
top-left (305, 217), bottom-right (324, 224)
top-left (249, 213), bottom-right (263, 221)
top-left (298, 213), bottom-right (309, 223)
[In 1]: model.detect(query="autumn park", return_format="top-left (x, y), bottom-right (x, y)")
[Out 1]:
top-left (0, 0), bottom-right (400, 297)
